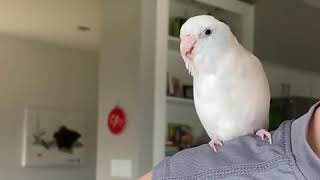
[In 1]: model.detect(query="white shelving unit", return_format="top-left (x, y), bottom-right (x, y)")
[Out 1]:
top-left (168, 36), bottom-right (180, 50)
top-left (167, 96), bottom-right (194, 104)
top-left (168, 36), bottom-right (179, 42)
top-left (153, 0), bottom-right (256, 165)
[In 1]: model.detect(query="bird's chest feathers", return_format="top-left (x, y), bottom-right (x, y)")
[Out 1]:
top-left (194, 74), bottom-right (235, 101)
top-left (193, 73), bottom-right (243, 122)
top-left (193, 74), bottom-right (249, 140)
top-left (193, 55), bottom-right (248, 104)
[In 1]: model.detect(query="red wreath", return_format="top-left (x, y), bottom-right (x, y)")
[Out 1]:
top-left (107, 106), bottom-right (126, 135)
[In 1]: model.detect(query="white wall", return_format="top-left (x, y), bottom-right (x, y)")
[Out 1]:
top-left (254, 0), bottom-right (320, 98)
top-left (263, 62), bottom-right (320, 98)
top-left (255, 0), bottom-right (320, 72)
top-left (0, 35), bottom-right (98, 180)
top-left (139, 0), bottom-right (157, 174)
top-left (96, 0), bottom-right (155, 179)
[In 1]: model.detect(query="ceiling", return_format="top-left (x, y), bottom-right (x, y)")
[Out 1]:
top-left (255, 0), bottom-right (320, 73)
top-left (0, 0), bottom-right (101, 51)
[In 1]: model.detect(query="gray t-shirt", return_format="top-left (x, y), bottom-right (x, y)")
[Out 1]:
top-left (153, 102), bottom-right (320, 180)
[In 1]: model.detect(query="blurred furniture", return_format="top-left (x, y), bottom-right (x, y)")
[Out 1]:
top-left (269, 97), bottom-right (319, 130)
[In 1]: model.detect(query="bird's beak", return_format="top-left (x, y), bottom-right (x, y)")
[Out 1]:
top-left (180, 35), bottom-right (197, 60)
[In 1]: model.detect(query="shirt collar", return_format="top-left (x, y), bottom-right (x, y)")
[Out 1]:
top-left (291, 101), bottom-right (320, 179)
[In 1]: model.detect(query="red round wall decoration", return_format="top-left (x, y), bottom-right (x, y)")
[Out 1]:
top-left (107, 106), bottom-right (126, 135)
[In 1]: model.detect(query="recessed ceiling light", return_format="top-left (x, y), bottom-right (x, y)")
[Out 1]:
top-left (77, 25), bottom-right (91, 31)
top-left (304, 0), bottom-right (320, 8)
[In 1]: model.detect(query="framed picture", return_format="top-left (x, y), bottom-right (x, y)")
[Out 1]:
top-left (22, 107), bottom-right (87, 167)
top-left (183, 85), bottom-right (193, 99)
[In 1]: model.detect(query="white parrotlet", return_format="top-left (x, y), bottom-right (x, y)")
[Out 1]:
top-left (180, 15), bottom-right (271, 152)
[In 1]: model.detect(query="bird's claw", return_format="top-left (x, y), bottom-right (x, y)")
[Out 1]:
top-left (256, 129), bottom-right (272, 144)
top-left (209, 138), bottom-right (223, 152)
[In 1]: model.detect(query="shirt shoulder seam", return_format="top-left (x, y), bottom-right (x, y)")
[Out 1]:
top-left (162, 155), bottom-right (292, 180)
top-left (161, 121), bottom-right (296, 180)
top-left (284, 120), bottom-right (306, 180)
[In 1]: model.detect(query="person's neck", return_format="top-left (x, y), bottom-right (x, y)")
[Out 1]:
top-left (307, 105), bottom-right (320, 158)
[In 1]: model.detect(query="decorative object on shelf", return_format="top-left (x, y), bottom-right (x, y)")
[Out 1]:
top-left (269, 97), bottom-right (318, 131)
top-left (183, 85), bottom-right (194, 99)
top-left (165, 145), bottom-right (179, 157)
top-left (107, 106), bottom-right (126, 135)
top-left (167, 123), bottom-right (177, 143)
top-left (166, 123), bottom-right (193, 156)
top-left (170, 17), bottom-right (188, 38)
top-left (167, 72), bottom-right (173, 96)
top-left (22, 107), bottom-right (86, 167)
top-left (167, 73), bottom-right (182, 97)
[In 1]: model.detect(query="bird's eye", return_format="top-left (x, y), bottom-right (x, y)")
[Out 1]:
top-left (204, 29), bottom-right (212, 36)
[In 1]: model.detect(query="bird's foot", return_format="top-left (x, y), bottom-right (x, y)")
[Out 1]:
top-left (209, 138), bottom-right (223, 152)
top-left (255, 129), bottom-right (272, 144)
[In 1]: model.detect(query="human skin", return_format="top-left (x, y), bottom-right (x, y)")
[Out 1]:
top-left (307, 105), bottom-right (320, 158)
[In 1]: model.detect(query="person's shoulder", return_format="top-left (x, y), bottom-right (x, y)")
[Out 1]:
top-left (153, 121), bottom-right (293, 179)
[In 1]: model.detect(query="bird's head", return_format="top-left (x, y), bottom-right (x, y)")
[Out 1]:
top-left (180, 15), bottom-right (235, 76)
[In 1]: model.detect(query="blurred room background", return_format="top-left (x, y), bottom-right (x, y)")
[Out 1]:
top-left (0, 0), bottom-right (319, 179)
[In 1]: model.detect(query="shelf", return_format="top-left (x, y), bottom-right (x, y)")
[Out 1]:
top-left (166, 96), bottom-right (194, 104)
top-left (168, 36), bottom-right (180, 50)
top-left (168, 36), bottom-right (180, 43)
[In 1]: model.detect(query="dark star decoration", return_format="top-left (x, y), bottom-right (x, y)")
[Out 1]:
top-left (53, 126), bottom-right (82, 153)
